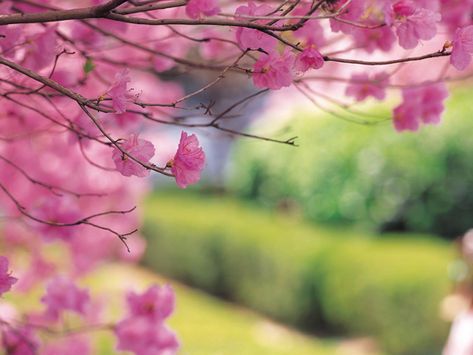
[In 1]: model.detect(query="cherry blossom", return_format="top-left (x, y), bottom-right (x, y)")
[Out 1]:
top-left (112, 134), bottom-right (156, 178)
top-left (186, 0), bottom-right (220, 19)
top-left (115, 317), bottom-right (179, 355)
top-left (127, 284), bottom-right (175, 321)
top-left (0, 256), bottom-right (17, 297)
top-left (22, 25), bottom-right (57, 71)
top-left (235, 2), bottom-right (278, 52)
top-left (385, 0), bottom-right (440, 49)
top-left (0, 326), bottom-right (38, 355)
top-left (450, 25), bottom-right (473, 71)
top-left (253, 48), bottom-right (295, 90)
top-left (108, 69), bottom-right (131, 114)
top-left (393, 83), bottom-right (449, 132)
top-left (115, 284), bottom-right (179, 355)
top-left (40, 276), bottom-right (90, 319)
top-left (294, 46), bottom-right (324, 73)
top-left (170, 131), bottom-right (206, 189)
top-left (346, 72), bottom-right (389, 102)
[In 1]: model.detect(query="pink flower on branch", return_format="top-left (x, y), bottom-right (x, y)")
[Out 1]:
top-left (385, 0), bottom-right (440, 49)
top-left (115, 317), bottom-right (179, 355)
top-left (235, 2), bottom-right (278, 52)
top-left (186, 0), bottom-right (220, 19)
top-left (346, 72), bottom-right (389, 102)
top-left (1, 326), bottom-right (38, 355)
top-left (393, 83), bottom-right (449, 132)
top-left (450, 25), bottom-right (473, 71)
top-left (115, 284), bottom-right (179, 355)
top-left (294, 46), bottom-right (324, 73)
top-left (127, 284), bottom-right (175, 321)
top-left (41, 276), bottom-right (90, 320)
top-left (170, 131), bottom-right (206, 189)
top-left (0, 256), bottom-right (17, 297)
top-left (107, 69), bottom-right (131, 114)
top-left (253, 48), bottom-right (295, 90)
top-left (22, 25), bottom-right (57, 71)
top-left (112, 134), bottom-right (156, 178)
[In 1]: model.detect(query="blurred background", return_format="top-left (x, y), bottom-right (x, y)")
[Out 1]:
top-left (135, 84), bottom-right (473, 354)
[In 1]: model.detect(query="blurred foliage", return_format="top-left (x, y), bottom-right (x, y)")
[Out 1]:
top-left (228, 87), bottom-right (473, 237)
top-left (143, 192), bottom-right (453, 355)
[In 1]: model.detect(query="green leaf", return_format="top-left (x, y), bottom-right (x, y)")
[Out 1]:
top-left (83, 58), bottom-right (96, 74)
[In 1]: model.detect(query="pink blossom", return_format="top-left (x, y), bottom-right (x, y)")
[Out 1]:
top-left (15, 254), bottom-right (55, 292)
top-left (112, 134), bottom-right (155, 178)
top-left (292, 4), bottom-right (326, 48)
top-left (170, 131), bottom-right (205, 189)
top-left (41, 335), bottom-right (91, 355)
top-left (108, 69), bottom-right (131, 114)
top-left (451, 25), bottom-right (473, 71)
top-left (346, 72), bottom-right (389, 102)
top-left (329, 0), bottom-right (366, 34)
top-left (115, 317), bottom-right (179, 355)
top-left (294, 46), bottom-right (324, 73)
top-left (385, 0), bottom-right (440, 49)
top-left (127, 284), bottom-right (175, 321)
top-left (253, 48), bottom-right (295, 90)
top-left (41, 276), bottom-right (90, 319)
top-left (1, 326), bottom-right (38, 355)
top-left (393, 83), bottom-right (449, 132)
top-left (235, 2), bottom-right (278, 52)
top-left (0, 256), bottom-right (17, 297)
top-left (32, 196), bottom-right (81, 241)
top-left (0, 25), bottom-right (21, 58)
top-left (22, 25), bottom-right (57, 71)
top-left (186, 0), bottom-right (220, 19)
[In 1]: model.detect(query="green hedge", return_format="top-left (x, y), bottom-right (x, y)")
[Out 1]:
top-left (228, 87), bottom-right (473, 237)
top-left (143, 192), bottom-right (453, 355)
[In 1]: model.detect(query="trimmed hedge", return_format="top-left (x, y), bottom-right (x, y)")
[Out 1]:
top-left (228, 87), bottom-right (473, 237)
top-left (143, 192), bottom-right (453, 355)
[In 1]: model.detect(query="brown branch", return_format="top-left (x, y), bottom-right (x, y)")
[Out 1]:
top-left (0, 56), bottom-right (110, 112)
top-left (0, 0), bottom-right (128, 25)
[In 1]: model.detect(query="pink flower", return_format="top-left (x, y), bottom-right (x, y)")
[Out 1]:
top-left (393, 83), bottom-right (449, 132)
top-left (345, 72), bottom-right (389, 102)
top-left (253, 48), bottom-right (295, 90)
top-left (235, 2), bottom-right (278, 52)
top-left (127, 284), bottom-right (175, 321)
top-left (22, 25), bottom-right (57, 71)
top-left (0, 25), bottom-right (21, 58)
top-left (112, 134), bottom-right (155, 178)
top-left (294, 46), bottom-right (324, 73)
top-left (0, 256), bottom-right (17, 297)
top-left (451, 25), bottom-right (473, 71)
top-left (186, 0), bottom-right (220, 19)
top-left (115, 284), bottom-right (179, 355)
top-left (385, 0), bottom-right (440, 49)
top-left (115, 317), bottom-right (179, 355)
top-left (1, 326), bottom-right (38, 355)
top-left (41, 276), bottom-right (90, 319)
top-left (108, 69), bottom-right (131, 114)
top-left (42, 336), bottom-right (91, 355)
top-left (170, 131), bottom-right (205, 189)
